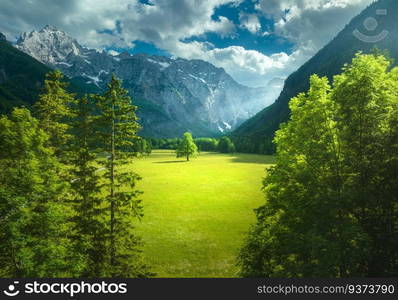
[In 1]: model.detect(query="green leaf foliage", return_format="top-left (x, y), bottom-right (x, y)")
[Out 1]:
top-left (194, 138), bottom-right (218, 152)
top-left (176, 132), bottom-right (198, 161)
top-left (232, 0), bottom-right (398, 155)
top-left (33, 70), bottom-right (75, 158)
top-left (218, 137), bottom-right (235, 154)
top-left (0, 108), bottom-right (82, 277)
top-left (68, 95), bottom-right (108, 277)
top-left (239, 53), bottom-right (398, 277)
top-left (94, 75), bottom-right (151, 277)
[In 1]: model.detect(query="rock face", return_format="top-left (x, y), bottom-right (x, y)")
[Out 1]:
top-left (0, 32), bottom-right (6, 41)
top-left (16, 25), bottom-right (276, 137)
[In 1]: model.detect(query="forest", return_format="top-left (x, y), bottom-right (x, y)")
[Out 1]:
top-left (0, 53), bottom-right (397, 277)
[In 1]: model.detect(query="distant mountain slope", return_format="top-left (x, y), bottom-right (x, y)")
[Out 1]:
top-left (232, 0), bottom-right (398, 154)
top-left (15, 26), bottom-right (274, 138)
top-left (0, 35), bottom-right (50, 112)
top-left (0, 33), bottom-right (98, 113)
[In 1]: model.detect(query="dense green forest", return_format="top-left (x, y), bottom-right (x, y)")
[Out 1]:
top-left (147, 136), bottom-right (236, 153)
top-left (0, 71), bottom-right (150, 277)
top-left (1, 51), bottom-right (397, 278)
top-left (239, 53), bottom-right (398, 277)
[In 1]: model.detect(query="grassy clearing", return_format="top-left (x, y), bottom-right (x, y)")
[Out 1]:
top-left (130, 150), bottom-right (275, 278)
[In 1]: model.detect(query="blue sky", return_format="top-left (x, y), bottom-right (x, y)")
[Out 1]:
top-left (0, 0), bottom-right (373, 87)
top-left (127, 0), bottom-right (294, 57)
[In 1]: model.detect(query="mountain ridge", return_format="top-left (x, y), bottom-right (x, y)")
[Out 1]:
top-left (232, 0), bottom-right (398, 154)
top-left (15, 25), bottom-right (281, 138)
top-left (0, 33), bottom-right (98, 113)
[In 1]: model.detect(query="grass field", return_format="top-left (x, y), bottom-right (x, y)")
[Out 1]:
top-left (130, 150), bottom-right (275, 278)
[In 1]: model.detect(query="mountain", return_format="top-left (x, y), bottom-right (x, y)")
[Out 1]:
top-left (0, 32), bottom-right (98, 113)
top-left (232, 0), bottom-right (398, 154)
top-left (0, 32), bottom-right (51, 112)
top-left (15, 25), bottom-right (272, 138)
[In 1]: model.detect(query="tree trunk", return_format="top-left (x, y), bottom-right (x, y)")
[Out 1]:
top-left (110, 106), bottom-right (116, 269)
top-left (186, 155), bottom-right (189, 161)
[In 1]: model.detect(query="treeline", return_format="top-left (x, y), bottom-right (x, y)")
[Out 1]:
top-left (0, 71), bottom-right (150, 277)
top-left (147, 136), bottom-right (236, 153)
top-left (239, 53), bottom-right (398, 277)
top-left (232, 136), bottom-right (275, 155)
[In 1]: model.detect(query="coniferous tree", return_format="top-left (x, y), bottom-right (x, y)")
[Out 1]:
top-left (176, 132), bottom-right (198, 161)
top-left (94, 75), bottom-right (150, 277)
top-left (0, 108), bottom-right (80, 277)
top-left (69, 95), bottom-right (108, 277)
top-left (33, 70), bottom-right (74, 158)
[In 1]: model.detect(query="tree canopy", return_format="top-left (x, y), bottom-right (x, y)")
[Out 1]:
top-left (176, 132), bottom-right (198, 161)
top-left (0, 73), bottom-right (151, 278)
top-left (239, 53), bottom-right (398, 277)
top-left (218, 136), bottom-right (235, 153)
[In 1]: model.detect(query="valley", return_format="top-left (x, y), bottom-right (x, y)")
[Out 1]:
top-left (131, 150), bottom-right (275, 277)
top-left (1, 0), bottom-right (397, 281)
top-left (13, 26), bottom-right (280, 138)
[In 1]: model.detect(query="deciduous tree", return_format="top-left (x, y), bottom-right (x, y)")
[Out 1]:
top-left (176, 132), bottom-right (198, 161)
top-left (239, 53), bottom-right (398, 277)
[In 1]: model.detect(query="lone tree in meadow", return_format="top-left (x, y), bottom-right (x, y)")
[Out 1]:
top-left (176, 132), bottom-right (198, 161)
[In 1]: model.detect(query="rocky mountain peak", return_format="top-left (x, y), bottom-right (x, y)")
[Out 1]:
top-left (117, 51), bottom-right (132, 60)
top-left (15, 25), bottom-right (277, 137)
top-left (41, 24), bottom-right (59, 32)
top-left (0, 32), bottom-right (6, 41)
top-left (16, 26), bottom-right (83, 65)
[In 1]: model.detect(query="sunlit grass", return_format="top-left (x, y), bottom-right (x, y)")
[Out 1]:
top-left (129, 150), bottom-right (275, 278)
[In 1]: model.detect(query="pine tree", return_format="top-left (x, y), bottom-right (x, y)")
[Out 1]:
top-left (94, 75), bottom-right (150, 277)
top-left (176, 132), bottom-right (198, 161)
top-left (69, 95), bottom-right (108, 277)
top-left (0, 108), bottom-right (79, 277)
top-left (33, 70), bottom-right (74, 158)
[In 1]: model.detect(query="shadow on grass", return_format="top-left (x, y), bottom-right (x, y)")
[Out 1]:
top-left (153, 160), bottom-right (188, 164)
top-left (228, 154), bottom-right (276, 165)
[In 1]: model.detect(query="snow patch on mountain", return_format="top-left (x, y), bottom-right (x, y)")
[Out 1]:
top-left (56, 62), bottom-right (73, 67)
top-left (15, 25), bottom-right (279, 137)
top-left (147, 58), bottom-right (170, 70)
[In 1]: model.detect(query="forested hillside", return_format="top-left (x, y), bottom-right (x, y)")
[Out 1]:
top-left (0, 36), bottom-right (98, 113)
top-left (232, 0), bottom-right (398, 154)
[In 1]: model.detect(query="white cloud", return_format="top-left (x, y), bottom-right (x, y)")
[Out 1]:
top-left (239, 13), bottom-right (262, 34)
top-left (257, 0), bottom-right (374, 51)
top-left (0, 0), bottom-right (239, 49)
top-left (224, 0), bottom-right (374, 87)
top-left (168, 42), bottom-right (305, 87)
top-left (0, 0), bottom-right (374, 88)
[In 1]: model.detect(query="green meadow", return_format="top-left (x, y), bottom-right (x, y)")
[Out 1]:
top-left (130, 150), bottom-right (275, 278)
